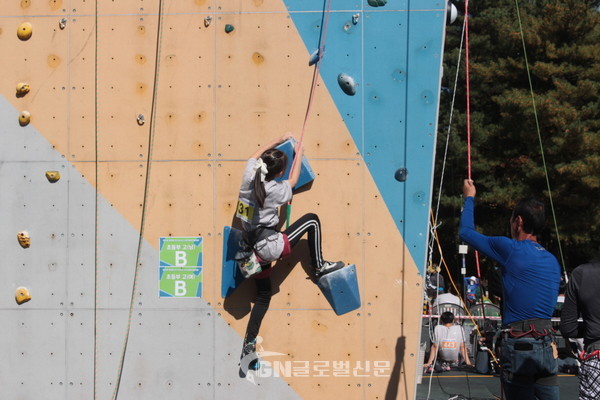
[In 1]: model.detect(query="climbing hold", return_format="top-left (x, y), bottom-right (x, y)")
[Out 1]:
top-left (45, 171), bottom-right (61, 183)
top-left (337, 73), bottom-right (357, 96)
top-left (308, 49), bottom-right (321, 66)
top-left (204, 16), bottom-right (212, 28)
top-left (224, 24), bottom-right (234, 33)
top-left (394, 168), bottom-right (408, 182)
top-left (15, 287), bottom-right (31, 305)
top-left (317, 265), bottom-right (361, 316)
top-left (447, 1), bottom-right (458, 25)
top-left (16, 82), bottom-right (30, 97)
top-left (352, 14), bottom-right (360, 25)
top-left (137, 114), bottom-right (145, 126)
top-left (17, 22), bottom-right (33, 40)
top-left (19, 110), bottom-right (31, 126)
top-left (59, 18), bottom-right (67, 30)
top-left (252, 52), bottom-right (265, 64)
top-left (367, 0), bottom-right (387, 6)
top-left (17, 231), bottom-right (30, 248)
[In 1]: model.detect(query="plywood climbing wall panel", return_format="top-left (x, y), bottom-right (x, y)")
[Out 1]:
top-left (0, 0), bottom-right (447, 399)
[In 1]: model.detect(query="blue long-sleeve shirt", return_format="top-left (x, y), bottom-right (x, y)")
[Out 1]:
top-left (459, 196), bottom-right (561, 325)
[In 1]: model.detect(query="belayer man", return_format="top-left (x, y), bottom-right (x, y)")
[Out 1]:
top-left (459, 179), bottom-right (561, 400)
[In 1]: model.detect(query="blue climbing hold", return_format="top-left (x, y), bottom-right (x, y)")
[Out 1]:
top-left (221, 226), bottom-right (246, 298)
top-left (308, 49), bottom-right (320, 66)
top-left (317, 265), bottom-right (361, 316)
top-left (274, 139), bottom-right (315, 190)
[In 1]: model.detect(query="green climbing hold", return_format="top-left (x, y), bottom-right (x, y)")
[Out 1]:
top-left (225, 24), bottom-right (235, 33)
top-left (367, 0), bottom-right (387, 7)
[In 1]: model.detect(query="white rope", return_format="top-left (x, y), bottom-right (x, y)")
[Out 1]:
top-left (426, 16), bottom-right (467, 400)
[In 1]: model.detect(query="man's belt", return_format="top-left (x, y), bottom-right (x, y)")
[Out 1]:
top-left (503, 318), bottom-right (553, 339)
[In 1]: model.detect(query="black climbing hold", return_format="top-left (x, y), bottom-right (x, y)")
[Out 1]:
top-left (337, 73), bottom-right (357, 96)
top-left (394, 168), bottom-right (408, 182)
top-left (367, 0), bottom-right (387, 7)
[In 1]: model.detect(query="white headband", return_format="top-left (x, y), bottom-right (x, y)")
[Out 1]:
top-left (254, 158), bottom-right (268, 182)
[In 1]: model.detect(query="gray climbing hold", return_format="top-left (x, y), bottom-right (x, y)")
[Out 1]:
top-left (137, 114), bottom-right (145, 126)
top-left (367, 0), bottom-right (387, 7)
top-left (308, 49), bottom-right (320, 66)
top-left (225, 24), bottom-right (234, 33)
top-left (352, 14), bottom-right (360, 25)
top-left (337, 73), bottom-right (357, 96)
top-left (394, 168), bottom-right (408, 182)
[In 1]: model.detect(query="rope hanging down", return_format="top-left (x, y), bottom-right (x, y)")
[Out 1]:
top-left (514, 0), bottom-right (567, 283)
top-left (286, 0), bottom-right (332, 227)
top-left (463, 0), bottom-right (484, 296)
top-left (93, 0), bottom-right (100, 397)
top-left (111, 1), bottom-right (166, 398)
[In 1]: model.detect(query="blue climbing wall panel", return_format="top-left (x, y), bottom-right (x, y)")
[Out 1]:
top-left (286, 0), bottom-right (445, 275)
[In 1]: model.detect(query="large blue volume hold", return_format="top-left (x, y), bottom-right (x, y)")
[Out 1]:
top-left (221, 226), bottom-right (246, 298)
top-left (274, 138), bottom-right (315, 190)
top-left (317, 265), bottom-right (361, 316)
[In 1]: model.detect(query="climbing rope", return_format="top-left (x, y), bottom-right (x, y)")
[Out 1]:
top-left (93, 1), bottom-right (100, 398)
top-left (426, 10), bottom-right (500, 398)
top-left (429, 14), bottom-right (467, 267)
top-left (430, 211), bottom-right (501, 368)
top-left (514, 0), bottom-right (568, 283)
top-left (286, 0), bottom-right (332, 227)
top-left (111, 1), bottom-right (165, 398)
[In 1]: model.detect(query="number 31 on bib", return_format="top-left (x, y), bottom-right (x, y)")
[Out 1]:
top-left (236, 198), bottom-right (255, 223)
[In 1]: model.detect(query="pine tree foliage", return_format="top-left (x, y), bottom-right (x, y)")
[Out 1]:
top-left (434, 0), bottom-right (600, 278)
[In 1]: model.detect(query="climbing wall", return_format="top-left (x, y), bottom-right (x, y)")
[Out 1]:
top-left (0, 0), bottom-right (446, 399)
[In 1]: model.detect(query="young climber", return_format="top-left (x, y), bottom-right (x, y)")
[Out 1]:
top-left (423, 311), bottom-right (472, 373)
top-left (238, 132), bottom-right (345, 370)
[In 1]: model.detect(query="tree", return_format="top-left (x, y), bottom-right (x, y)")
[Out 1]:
top-left (433, 0), bottom-right (600, 286)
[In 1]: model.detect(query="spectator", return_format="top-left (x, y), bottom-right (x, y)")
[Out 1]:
top-left (424, 311), bottom-right (472, 372)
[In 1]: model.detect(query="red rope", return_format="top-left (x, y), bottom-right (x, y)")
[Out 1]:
top-left (465, 0), bottom-right (472, 180)
top-left (286, 0), bottom-right (332, 227)
top-left (290, 0), bottom-right (332, 179)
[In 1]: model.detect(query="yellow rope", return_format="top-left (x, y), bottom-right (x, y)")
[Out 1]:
top-left (111, 1), bottom-right (165, 398)
top-left (429, 210), bottom-right (500, 366)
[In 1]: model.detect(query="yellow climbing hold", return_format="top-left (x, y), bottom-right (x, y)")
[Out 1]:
top-left (16, 82), bottom-right (30, 97)
top-left (46, 171), bottom-right (61, 183)
top-left (15, 287), bottom-right (31, 305)
top-left (17, 22), bottom-right (32, 41)
top-left (17, 231), bottom-right (30, 248)
top-left (19, 110), bottom-right (31, 126)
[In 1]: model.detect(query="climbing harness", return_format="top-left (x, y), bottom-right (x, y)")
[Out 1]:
top-left (286, 0), bottom-right (332, 227)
